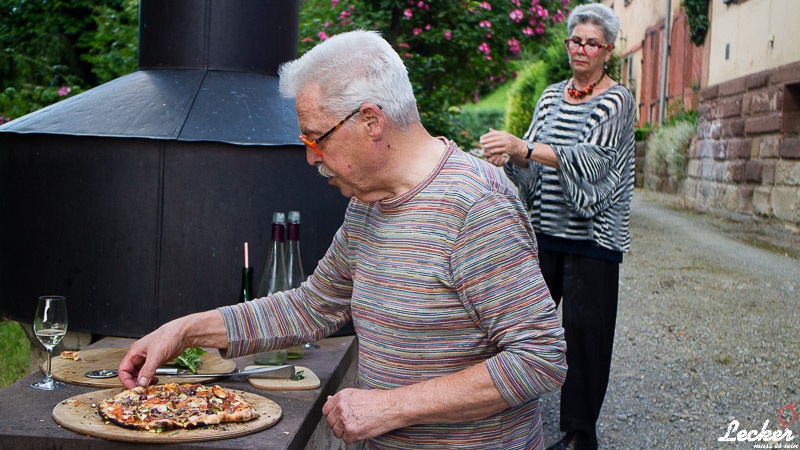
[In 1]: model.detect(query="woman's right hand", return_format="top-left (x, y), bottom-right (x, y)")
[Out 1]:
top-left (479, 128), bottom-right (526, 167)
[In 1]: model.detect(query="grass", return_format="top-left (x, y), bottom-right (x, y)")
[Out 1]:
top-left (461, 80), bottom-right (513, 112)
top-left (0, 318), bottom-right (30, 389)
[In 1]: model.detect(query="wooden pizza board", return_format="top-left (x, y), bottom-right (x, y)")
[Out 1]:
top-left (52, 387), bottom-right (281, 443)
top-left (48, 348), bottom-right (236, 388)
top-left (246, 365), bottom-right (321, 390)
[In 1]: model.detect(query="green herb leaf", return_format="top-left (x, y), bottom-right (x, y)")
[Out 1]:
top-left (171, 347), bottom-right (207, 373)
top-left (290, 370), bottom-right (305, 381)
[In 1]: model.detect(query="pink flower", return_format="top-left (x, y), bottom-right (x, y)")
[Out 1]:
top-left (413, 27), bottom-right (422, 35)
top-left (562, 0), bottom-right (570, 8)
top-left (535, 22), bottom-right (546, 34)
top-left (479, 1), bottom-right (491, 10)
top-left (331, 0), bottom-right (338, 8)
top-left (478, 42), bottom-right (491, 55)
top-left (57, 86), bottom-right (71, 97)
top-left (444, 30), bottom-right (452, 40)
top-left (319, 31), bottom-right (329, 41)
top-left (509, 9), bottom-right (524, 23)
top-left (479, 20), bottom-right (492, 28)
top-left (512, 0), bottom-right (520, 6)
top-left (301, 37), bottom-right (315, 43)
top-left (417, 1), bottom-right (425, 8)
top-left (425, 24), bottom-right (431, 30)
top-left (553, 9), bottom-right (565, 23)
top-left (507, 38), bottom-right (521, 55)
top-left (402, 52), bottom-right (413, 59)
top-left (522, 26), bottom-right (534, 36)
top-left (340, 10), bottom-right (350, 19)
top-left (404, 8), bottom-right (413, 19)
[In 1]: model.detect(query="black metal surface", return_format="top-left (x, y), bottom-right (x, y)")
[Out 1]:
top-left (138, 0), bottom-right (299, 74)
top-left (0, 70), bottom-right (300, 145)
top-left (0, 134), bottom-right (348, 336)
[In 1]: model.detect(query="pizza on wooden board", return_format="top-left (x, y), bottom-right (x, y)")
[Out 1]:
top-left (97, 382), bottom-right (258, 431)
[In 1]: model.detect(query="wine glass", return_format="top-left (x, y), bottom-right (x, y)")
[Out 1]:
top-left (31, 295), bottom-right (68, 390)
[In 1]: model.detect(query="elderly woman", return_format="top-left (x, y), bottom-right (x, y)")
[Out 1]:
top-left (480, 4), bottom-right (634, 450)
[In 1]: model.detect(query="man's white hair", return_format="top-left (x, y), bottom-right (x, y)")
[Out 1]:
top-left (278, 30), bottom-right (420, 130)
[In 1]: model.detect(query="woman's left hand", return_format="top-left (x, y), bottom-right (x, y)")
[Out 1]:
top-left (479, 129), bottom-right (525, 167)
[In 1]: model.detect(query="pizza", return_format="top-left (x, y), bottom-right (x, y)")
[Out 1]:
top-left (60, 350), bottom-right (84, 361)
top-left (97, 382), bottom-right (259, 431)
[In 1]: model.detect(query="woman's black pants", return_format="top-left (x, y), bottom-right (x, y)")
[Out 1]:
top-left (538, 248), bottom-right (619, 436)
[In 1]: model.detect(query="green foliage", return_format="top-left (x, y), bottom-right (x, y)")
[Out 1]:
top-left (170, 347), bottom-right (207, 374)
top-left (504, 23), bottom-right (572, 138)
top-left (462, 81), bottom-right (512, 112)
top-left (635, 123), bottom-right (653, 142)
top-left (297, 0), bottom-right (574, 147)
top-left (0, 319), bottom-right (29, 389)
top-left (645, 119), bottom-right (696, 180)
top-left (664, 99), bottom-right (698, 127)
top-left (79, 0), bottom-right (139, 84)
top-left (459, 107), bottom-right (506, 149)
top-left (682, 0), bottom-right (710, 46)
top-left (505, 60), bottom-right (548, 138)
top-left (0, 0), bottom-right (138, 122)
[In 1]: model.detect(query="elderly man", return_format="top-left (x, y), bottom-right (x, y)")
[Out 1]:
top-left (118, 30), bottom-right (566, 449)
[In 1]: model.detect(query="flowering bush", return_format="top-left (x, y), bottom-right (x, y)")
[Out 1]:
top-left (0, 0), bottom-right (137, 123)
top-left (298, 0), bottom-right (573, 144)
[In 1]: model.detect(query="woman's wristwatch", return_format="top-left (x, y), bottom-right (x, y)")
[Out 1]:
top-left (525, 140), bottom-right (534, 159)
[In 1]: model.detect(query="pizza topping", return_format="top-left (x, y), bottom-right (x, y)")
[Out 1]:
top-left (98, 383), bottom-right (258, 431)
top-left (60, 350), bottom-right (85, 361)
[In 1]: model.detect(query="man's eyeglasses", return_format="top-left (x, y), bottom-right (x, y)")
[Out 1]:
top-left (564, 38), bottom-right (614, 57)
top-left (300, 107), bottom-right (361, 157)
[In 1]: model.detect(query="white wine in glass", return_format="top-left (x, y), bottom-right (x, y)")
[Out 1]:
top-left (31, 295), bottom-right (68, 390)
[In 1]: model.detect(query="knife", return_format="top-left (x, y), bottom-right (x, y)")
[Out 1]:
top-left (166, 365), bottom-right (296, 379)
top-left (85, 365), bottom-right (295, 379)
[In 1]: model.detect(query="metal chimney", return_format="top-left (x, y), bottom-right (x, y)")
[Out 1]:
top-left (0, 0), bottom-right (350, 337)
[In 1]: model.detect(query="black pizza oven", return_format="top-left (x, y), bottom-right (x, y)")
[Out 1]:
top-left (0, 0), bottom-right (349, 337)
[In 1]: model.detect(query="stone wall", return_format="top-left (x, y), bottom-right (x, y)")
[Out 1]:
top-left (680, 60), bottom-right (800, 225)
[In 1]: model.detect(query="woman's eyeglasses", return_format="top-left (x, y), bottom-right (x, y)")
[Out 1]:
top-left (564, 38), bottom-right (614, 57)
top-left (300, 107), bottom-right (361, 157)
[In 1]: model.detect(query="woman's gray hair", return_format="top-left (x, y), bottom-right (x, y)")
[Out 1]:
top-left (278, 30), bottom-right (420, 130)
top-left (567, 3), bottom-right (621, 45)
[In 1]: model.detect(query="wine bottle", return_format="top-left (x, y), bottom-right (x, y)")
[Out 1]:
top-left (238, 242), bottom-right (253, 303)
top-left (285, 211), bottom-right (310, 357)
top-left (254, 212), bottom-right (289, 365)
top-left (286, 211), bottom-right (305, 289)
top-left (256, 212), bottom-right (289, 297)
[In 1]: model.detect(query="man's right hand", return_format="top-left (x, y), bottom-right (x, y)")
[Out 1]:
top-left (117, 310), bottom-right (228, 388)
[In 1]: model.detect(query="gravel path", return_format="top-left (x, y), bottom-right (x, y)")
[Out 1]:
top-left (539, 190), bottom-right (800, 450)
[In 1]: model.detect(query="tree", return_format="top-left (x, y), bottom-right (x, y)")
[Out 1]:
top-left (0, 0), bottom-right (138, 123)
top-left (298, 0), bottom-right (573, 144)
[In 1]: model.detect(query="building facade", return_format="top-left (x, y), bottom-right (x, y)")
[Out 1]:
top-left (604, 0), bottom-right (800, 225)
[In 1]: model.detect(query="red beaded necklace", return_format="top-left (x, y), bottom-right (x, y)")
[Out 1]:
top-left (567, 72), bottom-right (605, 100)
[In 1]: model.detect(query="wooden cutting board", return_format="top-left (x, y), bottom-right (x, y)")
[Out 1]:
top-left (48, 348), bottom-right (236, 388)
top-left (246, 365), bottom-right (321, 390)
top-left (52, 387), bottom-right (281, 443)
